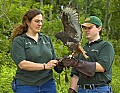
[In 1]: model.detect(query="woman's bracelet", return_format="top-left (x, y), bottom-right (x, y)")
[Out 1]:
top-left (43, 63), bottom-right (46, 70)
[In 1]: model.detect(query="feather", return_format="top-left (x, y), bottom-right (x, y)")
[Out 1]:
top-left (61, 7), bottom-right (82, 42)
top-left (55, 7), bottom-right (89, 59)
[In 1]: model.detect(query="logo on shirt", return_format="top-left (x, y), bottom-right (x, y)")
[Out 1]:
top-left (91, 49), bottom-right (98, 52)
top-left (43, 40), bottom-right (50, 45)
top-left (43, 41), bottom-right (46, 44)
top-left (25, 42), bottom-right (31, 45)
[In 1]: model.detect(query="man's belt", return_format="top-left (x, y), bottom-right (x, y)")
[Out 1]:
top-left (79, 84), bottom-right (109, 89)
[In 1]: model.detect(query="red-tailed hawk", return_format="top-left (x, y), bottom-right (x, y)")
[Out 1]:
top-left (55, 7), bottom-right (88, 59)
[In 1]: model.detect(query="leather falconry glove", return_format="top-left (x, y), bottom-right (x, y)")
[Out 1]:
top-left (68, 88), bottom-right (77, 93)
top-left (54, 59), bottom-right (64, 73)
top-left (61, 57), bottom-right (96, 77)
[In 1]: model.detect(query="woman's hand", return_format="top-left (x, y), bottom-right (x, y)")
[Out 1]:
top-left (45, 60), bottom-right (58, 69)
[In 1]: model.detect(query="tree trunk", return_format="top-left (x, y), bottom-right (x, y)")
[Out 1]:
top-left (40, 0), bottom-right (43, 6)
top-left (103, 0), bottom-right (110, 31)
top-left (49, 0), bottom-right (53, 20)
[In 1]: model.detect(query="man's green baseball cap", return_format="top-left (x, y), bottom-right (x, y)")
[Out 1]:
top-left (82, 16), bottom-right (102, 27)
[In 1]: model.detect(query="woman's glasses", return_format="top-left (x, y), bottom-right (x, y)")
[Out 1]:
top-left (32, 19), bottom-right (43, 24)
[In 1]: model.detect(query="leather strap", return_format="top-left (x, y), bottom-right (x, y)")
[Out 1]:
top-left (79, 84), bottom-right (109, 89)
top-left (68, 88), bottom-right (77, 93)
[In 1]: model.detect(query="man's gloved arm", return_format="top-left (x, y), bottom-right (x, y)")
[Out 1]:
top-left (61, 57), bottom-right (96, 77)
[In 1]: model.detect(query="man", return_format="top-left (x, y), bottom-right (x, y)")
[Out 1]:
top-left (61, 16), bottom-right (114, 93)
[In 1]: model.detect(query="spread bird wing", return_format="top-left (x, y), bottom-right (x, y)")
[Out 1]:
top-left (61, 7), bottom-right (82, 42)
top-left (55, 7), bottom-right (88, 59)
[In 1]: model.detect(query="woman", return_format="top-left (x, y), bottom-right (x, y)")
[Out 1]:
top-left (11, 9), bottom-right (61, 93)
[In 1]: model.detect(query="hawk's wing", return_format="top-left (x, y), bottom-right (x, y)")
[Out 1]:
top-left (55, 7), bottom-right (88, 59)
top-left (61, 7), bottom-right (82, 42)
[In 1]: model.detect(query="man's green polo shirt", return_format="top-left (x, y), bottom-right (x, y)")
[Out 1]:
top-left (11, 32), bottom-right (56, 86)
top-left (71, 39), bottom-right (114, 85)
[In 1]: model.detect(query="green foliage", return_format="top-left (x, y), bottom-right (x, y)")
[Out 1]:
top-left (0, 53), bottom-right (16, 93)
top-left (0, 0), bottom-right (120, 93)
top-left (41, 19), bottom-right (63, 36)
top-left (111, 55), bottom-right (120, 93)
top-left (53, 68), bottom-right (71, 93)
